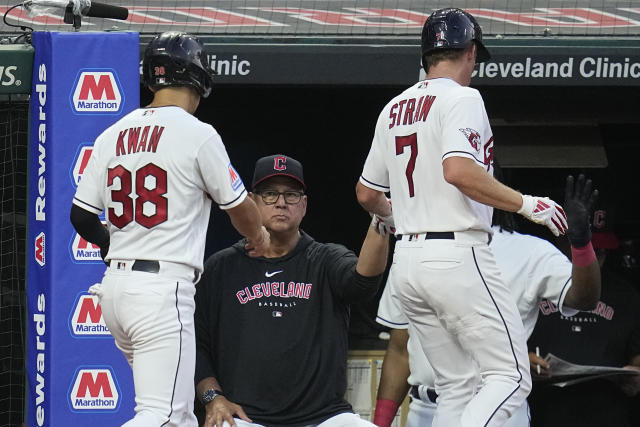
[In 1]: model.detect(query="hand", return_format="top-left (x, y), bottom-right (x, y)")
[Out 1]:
top-left (529, 351), bottom-right (551, 379)
top-left (245, 226), bottom-right (270, 257)
top-left (618, 366), bottom-right (640, 396)
top-left (564, 174), bottom-right (598, 247)
top-left (371, 213), bottom-right (396, 236)
top-left (518, 195), bottom-right (568, 236)
top-left (203, 396), bottom-right (252, 427)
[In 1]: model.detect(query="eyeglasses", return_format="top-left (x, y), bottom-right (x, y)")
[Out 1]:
top-left (258, 190), bottom-right (304, 205)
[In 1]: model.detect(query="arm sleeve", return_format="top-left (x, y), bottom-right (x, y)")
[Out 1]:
top-left (360, 113), bottom-right (390, 192)
top-left (73, 144), bottom-right (105, 214)
top-left (322, 243), bottom-right (382, 303)
top-left (441, 90), bottom-right (493, 166)
top-left (194, 255), bottom-right (221, 384)
top-left (69, 204), bottom-right (109, 247)
top-left (195, 135), bottom-right (247, 211)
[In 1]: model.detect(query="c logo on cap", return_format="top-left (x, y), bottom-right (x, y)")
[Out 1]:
top-left (593, 209), bottom-right (606, 229)
top-left (274, 156), bottom-right (287, 171)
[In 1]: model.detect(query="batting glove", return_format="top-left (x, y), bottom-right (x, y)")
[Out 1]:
top-left (564, 174), bottom-right (598, 247)
top-left (518, 195), bottom-right (568, 237)
top-left (371, 213), bottom-right (396, 236)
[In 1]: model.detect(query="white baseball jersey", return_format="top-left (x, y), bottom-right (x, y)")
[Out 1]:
top-left (376, 226), bottom-right (578, 426)
top-left (73, 106), bottom-right (246, 272)
top-left (360, 78), bottom-right (494, 235)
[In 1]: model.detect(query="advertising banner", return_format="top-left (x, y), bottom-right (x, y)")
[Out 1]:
top-left (26, 31), bottom-right (139, 426)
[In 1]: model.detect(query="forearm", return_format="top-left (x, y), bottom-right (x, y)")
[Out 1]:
top-left (356, 181), bottom-right (392, 217)
top-left (443, 157), bottom-right (523, 212)
top-left (564, 259), bottom-right (601, 310)
top-left (225, 197), bottom-right (264, 241)
top-left (69, 204), bottom-right (109, 247)
top-left (356, 224), bottom-right (390, 277)
top-left (377, 353), bottom-right (411, 404)
top-left (377, 329), bottom-right (411, 403)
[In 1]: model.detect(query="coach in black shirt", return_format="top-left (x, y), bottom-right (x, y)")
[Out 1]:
top-left (194, 154), bottom-right (390, 427)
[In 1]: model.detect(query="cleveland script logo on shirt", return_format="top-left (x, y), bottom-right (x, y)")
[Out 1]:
top-left (235, 281), bottom-right (313, 305)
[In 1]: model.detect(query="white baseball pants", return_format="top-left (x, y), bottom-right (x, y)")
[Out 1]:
top-left (407, 393), bottom-right (530, 427)
top-left (390, 231), bottom-right (532, 427)
top-left (94, 261), bottom-right (198, 427)
top-left (222, 412), bottom-right (376, 427)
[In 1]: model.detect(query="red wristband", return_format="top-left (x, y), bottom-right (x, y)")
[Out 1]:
top-left (571, 241), bottom-right (596, 267)
top-left (373, 399), bottom-right (399, 427)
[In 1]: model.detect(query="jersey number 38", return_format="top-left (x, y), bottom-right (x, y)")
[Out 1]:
top-left (108, 163), bottom-right (168, 229)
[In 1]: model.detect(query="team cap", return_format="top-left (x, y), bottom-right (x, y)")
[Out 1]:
top-left (591, 207), bottom-right (619, 250)
top-left (252, 154), bottom-right (306, 190)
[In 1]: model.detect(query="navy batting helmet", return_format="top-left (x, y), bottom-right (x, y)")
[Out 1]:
top-left (142, 31), bottom-right (215, 98)
top-left (421, 8), bottom-right (490, 70)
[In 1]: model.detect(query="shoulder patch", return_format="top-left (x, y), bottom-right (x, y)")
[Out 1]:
top-left (459, 128), bottom-right (482, 152)
top-left (228, 163), bottom-right (243, 191)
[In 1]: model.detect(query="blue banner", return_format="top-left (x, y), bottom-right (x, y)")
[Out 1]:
top-left (26, 31), bottom-right (140, 426)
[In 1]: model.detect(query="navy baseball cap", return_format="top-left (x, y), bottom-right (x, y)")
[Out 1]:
top-left (252, 154), bottom-right (306, 190)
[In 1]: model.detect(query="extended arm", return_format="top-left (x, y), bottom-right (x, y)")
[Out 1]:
top-left (443, 157), bottom-right (567, 236)
top-left (374, 329), bottom-right (411, 427)
top-left (562, 175), bottom-right (601, 311)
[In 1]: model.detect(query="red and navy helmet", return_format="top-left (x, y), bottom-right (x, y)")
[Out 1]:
top-left (142, 31), bottom-right (215, 98)
top-left (421, 8), bottom-right (491, 70)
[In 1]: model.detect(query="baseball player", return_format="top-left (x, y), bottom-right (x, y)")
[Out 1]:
top-left (69, 32), bottom-right (269, 427)
top-left (373, 174), bottom-right (601, 427)
top-left (356, 8), bottom-right (568, 426)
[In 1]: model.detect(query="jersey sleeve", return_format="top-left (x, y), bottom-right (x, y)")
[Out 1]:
top-left (376, 279), bottom-right (409, 329)
top-left (73, 143), bottom-right (105, 214)
top-left (196, 135), bottom-right (247, 210)
top-left (530, 240), bottom-right (578, 317)
top-left (360, 113), bottom-right (390, 192)
top-left (441, 90), bottom-right (493, 166)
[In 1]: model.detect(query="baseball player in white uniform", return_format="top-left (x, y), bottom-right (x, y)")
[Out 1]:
top-left (70, 32), bottom-right (269, 427)
top-left (356, 8), bottom-right (568, 427)
top-left (374, 174), bottom-right (601, 427)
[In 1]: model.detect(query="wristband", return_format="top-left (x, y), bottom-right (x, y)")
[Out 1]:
top-left (373, 399), bottom-right (399, 427)
top-left (570, 241), bottom-right (596, 267)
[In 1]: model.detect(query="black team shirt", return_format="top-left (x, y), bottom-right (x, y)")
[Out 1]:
top-left (527, 270), bottom-right (640, 427)
top-left (195, 231), bottom-right (382, 427)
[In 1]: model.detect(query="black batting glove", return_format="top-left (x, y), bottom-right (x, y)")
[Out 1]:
top-left (564, 174), bottom-right (598, 248)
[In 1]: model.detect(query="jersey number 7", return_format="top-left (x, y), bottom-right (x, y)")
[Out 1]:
top-left (395, 133), bottom-right (417, 197)
top-left (108, 163), bottom-right (168, 229)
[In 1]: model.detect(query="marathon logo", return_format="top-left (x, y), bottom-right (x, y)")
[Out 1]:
top-left (228, 163), bottom-right (243, 191)
top-left (70, 232), bottom-right (103, 262)
top-left (71, 70), bottom-right (123, 113)
top-left (71, 145), bottom-right (93, 186)
top-left (69, 368), bottom-right (120, 411)
top-left (34, 232), bottom-right (45, 266)
top-left (69, 294), bottom-right (110, 336)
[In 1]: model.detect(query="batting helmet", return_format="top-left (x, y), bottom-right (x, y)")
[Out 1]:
top-left (142, 31), bottom-right (215, 98)
top-left (421, 8), bottom-right (490, 70)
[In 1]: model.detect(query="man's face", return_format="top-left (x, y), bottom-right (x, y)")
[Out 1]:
top-left (252, 176), bottom-right (307, 234)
